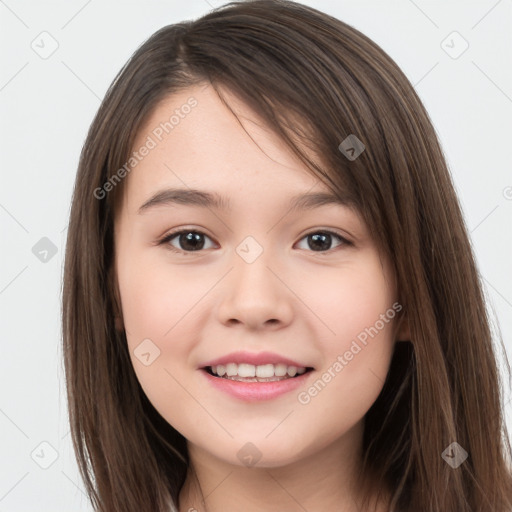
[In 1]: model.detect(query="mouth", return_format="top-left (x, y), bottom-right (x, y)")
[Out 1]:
top-left (200, 362), bottom-right (315, 401)
top-left (202, 365), bottom-right (315, 383)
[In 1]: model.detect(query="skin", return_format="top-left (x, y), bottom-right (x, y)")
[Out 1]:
top-left (113, 83), bottom-right (409, 512)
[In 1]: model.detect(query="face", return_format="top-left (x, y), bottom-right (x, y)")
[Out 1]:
top-left (114, 83), bottom-right (403, 469)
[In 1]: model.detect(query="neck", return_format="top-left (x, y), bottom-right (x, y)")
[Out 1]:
top-left (178, 421), bottom-right (388, 512)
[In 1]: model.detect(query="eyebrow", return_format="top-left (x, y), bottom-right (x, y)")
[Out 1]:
top-left (137, 187), bottom-right (352, 214)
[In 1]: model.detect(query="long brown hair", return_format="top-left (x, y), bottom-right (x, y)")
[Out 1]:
top-left (61, 1), bottom-right (512, 510)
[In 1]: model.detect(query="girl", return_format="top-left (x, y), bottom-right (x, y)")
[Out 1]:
top-left (61, 1), bottom-right (512, 511)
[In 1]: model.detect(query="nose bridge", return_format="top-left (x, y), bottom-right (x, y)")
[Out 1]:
top-left (216, 234), bottom-right (293, 328)
top-left (232, 234), bottom-right (278, 298)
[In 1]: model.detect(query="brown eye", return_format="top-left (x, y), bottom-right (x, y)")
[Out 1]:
top-left (295, 231), bottom-right (350, 252)
top-left (159, 228), bottom-right (351, 255)
top-left (161, 230), bottom-right (215, 253)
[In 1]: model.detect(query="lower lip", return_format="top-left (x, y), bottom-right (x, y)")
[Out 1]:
top-left (200, 368), bottom-right (313, 402)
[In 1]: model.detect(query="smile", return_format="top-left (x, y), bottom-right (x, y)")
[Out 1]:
top-left (206, 363), bottom-right (312, 381)
top-left (201, 365), bottom-right (314, 401)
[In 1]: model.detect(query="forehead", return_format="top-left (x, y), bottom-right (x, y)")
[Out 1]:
top-left (119, 84), bottom-right (346, 215)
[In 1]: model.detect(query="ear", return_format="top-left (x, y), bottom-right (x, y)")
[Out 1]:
top-left (395, 312), bottom-right (410, 341)
top-left (115, 315), bottom-right (125, 332)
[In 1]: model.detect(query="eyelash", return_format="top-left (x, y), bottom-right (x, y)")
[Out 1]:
top-left (157, 228), bottom-right (352, 255)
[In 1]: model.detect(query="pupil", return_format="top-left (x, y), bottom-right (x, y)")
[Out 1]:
top-left (309, 233), bottom-right (331, 251)
top-left (180, 232), bottom-right (204, 251)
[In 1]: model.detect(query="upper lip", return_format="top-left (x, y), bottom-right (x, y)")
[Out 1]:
top-left (199, 350), bottom-right (313, 369)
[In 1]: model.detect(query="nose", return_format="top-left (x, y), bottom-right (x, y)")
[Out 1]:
top-left (216, 247), bottom-right (294, 331)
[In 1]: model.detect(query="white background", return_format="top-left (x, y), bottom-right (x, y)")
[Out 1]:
top-left (1, 1), bottom-right (511, 510)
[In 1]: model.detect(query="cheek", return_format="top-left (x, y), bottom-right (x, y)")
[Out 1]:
top-left (299, 256), bottom-right (396, 350)
top-left (296, 258), bottom-right (397, 410)
top-left (117, 250), bottom-right (205, 344)
top-left (115, 252), bottom-right (203, 400)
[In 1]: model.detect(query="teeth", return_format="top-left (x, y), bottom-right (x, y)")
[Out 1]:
top-left (274, 364), bottom-right (288, 377)
top-left (257, 364), bottom-right (277, 378)
top-left (210, 363), bottom-right (308, 379)
top-left (216, 364), bottom-right (227, 376)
